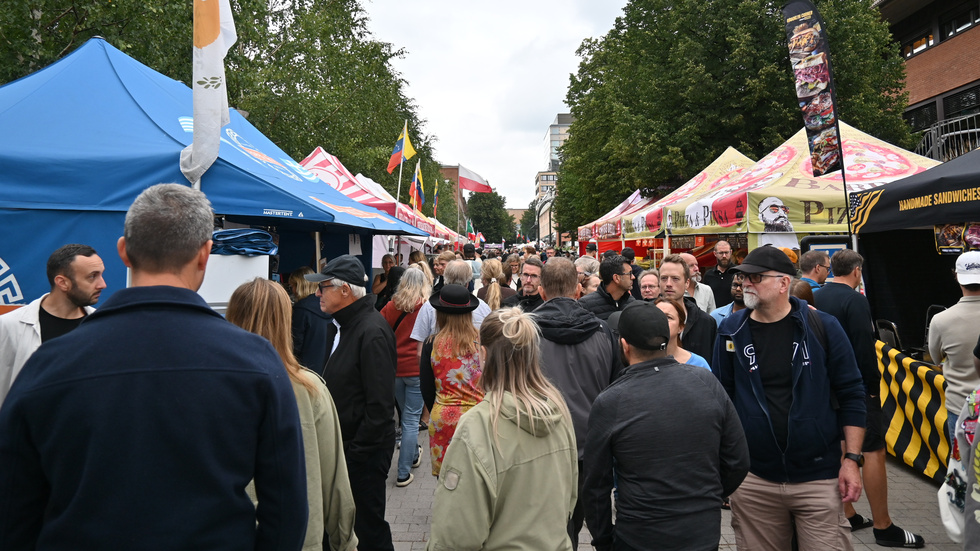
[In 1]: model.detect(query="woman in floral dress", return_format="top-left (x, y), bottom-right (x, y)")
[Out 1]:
top-left (420, 284), bottom-right (483, 476)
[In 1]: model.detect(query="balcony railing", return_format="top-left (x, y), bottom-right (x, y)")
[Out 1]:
top-left (914, 112), bottom-right (980, 161)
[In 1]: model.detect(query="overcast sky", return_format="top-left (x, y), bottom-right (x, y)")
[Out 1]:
top-left (362, 0), bottom-right (629, 210)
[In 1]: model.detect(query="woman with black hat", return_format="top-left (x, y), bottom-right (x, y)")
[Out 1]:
top-left (419, 284), bottom-right (483, 476)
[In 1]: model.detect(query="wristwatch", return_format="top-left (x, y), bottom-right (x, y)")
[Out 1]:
top-left (844, 452), bottom-right (865, 467)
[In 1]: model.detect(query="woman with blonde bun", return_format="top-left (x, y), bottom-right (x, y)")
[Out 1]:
top-left (427, 307), bottom-right (577, 551)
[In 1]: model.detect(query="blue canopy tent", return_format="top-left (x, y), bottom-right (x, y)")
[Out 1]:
top-left (0, 38), bottom-right (423, 304)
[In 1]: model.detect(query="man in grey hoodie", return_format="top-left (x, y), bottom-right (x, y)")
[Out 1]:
top-left (534, 257), bottom-right (621, 548)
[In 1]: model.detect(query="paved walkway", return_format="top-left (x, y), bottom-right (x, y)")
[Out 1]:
top-left (385, 432), bottom-right (959, 550)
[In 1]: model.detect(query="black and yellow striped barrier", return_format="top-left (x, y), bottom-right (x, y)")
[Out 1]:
top-left (877, 341), bottom-right (949, 483)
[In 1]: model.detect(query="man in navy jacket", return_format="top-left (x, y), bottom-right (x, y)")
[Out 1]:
top-left (712, 246), bottom-right (866, 550)
top-left (0, 184), bottom-right (308, 551)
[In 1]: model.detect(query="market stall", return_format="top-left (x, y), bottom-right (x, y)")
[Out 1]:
top-left (665, 122), bottom-right (938, 249)
top-left (850, 147), bottom-right (980, 348)
top-left (0, 38), bottom-right (423, 305)
top-left (620, 147), bottom-right (756, 263)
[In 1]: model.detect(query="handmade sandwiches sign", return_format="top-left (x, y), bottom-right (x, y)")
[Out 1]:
top-left (783, 0), bottom-right (844, 177)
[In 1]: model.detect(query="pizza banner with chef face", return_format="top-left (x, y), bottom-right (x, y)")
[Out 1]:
top-left (784, 0), bottom-right (844, 177)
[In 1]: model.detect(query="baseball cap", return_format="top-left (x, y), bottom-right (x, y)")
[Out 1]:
top-left (304, 254), bottom-right (369, 286)
top-left (732, 246), bottom-right (796, 276)
top-left (956, 251), bottom-right (980, 285)
top-left (616, 302), bottom-right (670, 351)
top-left (463, 243), bottom-right (475, 254)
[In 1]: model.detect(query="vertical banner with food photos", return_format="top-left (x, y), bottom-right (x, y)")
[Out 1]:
top-left (784, 0), bottom-right (844, 177)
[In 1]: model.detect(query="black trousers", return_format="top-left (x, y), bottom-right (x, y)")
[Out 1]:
top-left (344, 444), bottom-right (395, 551)
top-left (568, 460), bottom-right (586, 548)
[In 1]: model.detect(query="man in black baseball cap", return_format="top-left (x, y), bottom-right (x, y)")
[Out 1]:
top-left (584, 300), bottom-right (749, 550)
top-left (306, 254), bottom-right (398, 550)
top-left (714, 245), bottom-right (866, 549)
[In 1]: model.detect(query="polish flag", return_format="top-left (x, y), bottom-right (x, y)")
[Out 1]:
top-left (458, 164), bottom-right (492, 193)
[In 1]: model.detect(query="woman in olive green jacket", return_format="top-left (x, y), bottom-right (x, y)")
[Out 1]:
top-left (427, 307), bottom-right (578, 551)
top-left (228, 279), bottom-right (358, 551)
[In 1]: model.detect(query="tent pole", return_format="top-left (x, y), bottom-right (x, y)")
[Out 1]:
top-left (315, 231), bottom-right (322, 271)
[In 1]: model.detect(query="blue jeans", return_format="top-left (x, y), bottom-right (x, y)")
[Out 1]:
top-left (948, 411), bottom-right (959, 446)
top-left (395, 376), bottom-right (423, 478)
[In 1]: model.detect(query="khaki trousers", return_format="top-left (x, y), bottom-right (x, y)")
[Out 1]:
top-left (730, 472), bottom-right (852, 551)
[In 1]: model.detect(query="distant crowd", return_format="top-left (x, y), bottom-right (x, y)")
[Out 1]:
top-left (2, 185), bottom-right (978, 550)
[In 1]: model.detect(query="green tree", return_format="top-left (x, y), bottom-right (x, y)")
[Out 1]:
top-left (466, 191), bottom-right (513, 244)
top-left (520, 198), bottom-right (538, 239)
top-left (0, 0), bottom-right (443, 207)
top-left (555, 0), bottom-right (911, 232)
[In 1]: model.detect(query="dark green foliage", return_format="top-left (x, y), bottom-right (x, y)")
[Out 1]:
top-left (0, 0), bottom-right (459, 226)
top-left (466, 190), bottom-right (513, 244)
top-left (555, 0), bottom-right (911, 233)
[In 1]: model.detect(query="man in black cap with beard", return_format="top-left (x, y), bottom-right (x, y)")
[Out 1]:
top-left (712, 246), bottom-right (866, 550)
top-left (307, 255), bottom-right (397, 551)
top-left (585, 301), bottom-right (749, 551)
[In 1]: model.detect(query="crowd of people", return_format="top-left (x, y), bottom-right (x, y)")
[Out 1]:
top-left (1, 185), bottom-right (977, 550)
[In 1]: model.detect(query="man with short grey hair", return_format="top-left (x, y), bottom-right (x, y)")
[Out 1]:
top-left (307, 254), bottom-right (398, 551)
top-left (535, 257), bottom-right (620, 547)
top-left (411, 260), bottom-right (492, 349)
top-left (815, 250), bottom-right (924, 547)
top-left (0, 183), bottom-right (307, 549)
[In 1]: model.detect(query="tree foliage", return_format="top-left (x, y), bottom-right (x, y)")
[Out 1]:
top-left (555, 0), bottom-right (911, 232)
top-left (466, 191), bottom-right (513, 244)
top-left (0, 0), bottom-right (453, 221)
top-left (520, 198), bottom-right (538, 239)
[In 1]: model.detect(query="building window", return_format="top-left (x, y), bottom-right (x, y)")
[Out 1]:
top-left (902, 31), bottom-right (934, 57)
top-left (904, 102), bottom-right (938, 131)
top-left (941, 6), bottom-right (980, 40)
top-left (944, 85), bottom-right (980, 119)
top-left (551, 127), bottom-right (560, 135)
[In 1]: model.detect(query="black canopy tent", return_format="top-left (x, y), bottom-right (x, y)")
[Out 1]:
top-left (850, 149), bottom-right (980, 349)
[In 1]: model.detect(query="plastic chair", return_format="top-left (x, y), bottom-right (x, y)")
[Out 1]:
top-left (876, 319), bottom-right (903, 352)
top-left (923, 304), bottom-right (946, 347)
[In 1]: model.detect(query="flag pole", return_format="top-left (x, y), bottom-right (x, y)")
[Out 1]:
top-left (395, 118), bottom-right (408, 204)
top-left (456, 165), bottom-right (461, 247)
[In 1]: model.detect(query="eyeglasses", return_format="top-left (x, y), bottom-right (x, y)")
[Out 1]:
top-left (521, 273), bottom-right (540, 280)
top-left (767, 205), bottom-right (789, 213)
top-left (640, 285), bottom-right (659, 290)
top-left (818, 264), bottom-right (831, 271)
top-left (744, 273), bottom-right (786, 284)
top-left (317, 281), bottom-right (337, 293)
top-left (618, 272), bottom-right (635, 278)
top-left (731, 281), bottom-right (743, 288)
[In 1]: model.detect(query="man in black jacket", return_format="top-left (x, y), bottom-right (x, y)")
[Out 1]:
top-left (703, 240), bottom-right (737, 307)
top-left (585, 302), bottom-right (749, 551)
top-left (502, 256), bottom-right (544, 312)
top-left (814, 249), bottom-right (924, 547)
top-left (659, 254), bottom-right (716, 363)
top-left (579, 254), bottom-right (636, 321)
top-left (535, 257), bottom-right (621, 547)
top-left (307, 255), bottom-right (397, 551)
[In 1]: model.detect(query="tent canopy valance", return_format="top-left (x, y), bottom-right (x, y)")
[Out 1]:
top-left (851, 147), bottom-right (980, 234)
top-left (664, 122), bottom-right (938, 237)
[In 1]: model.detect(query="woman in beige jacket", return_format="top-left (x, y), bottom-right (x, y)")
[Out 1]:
top-left (228, 278), bottom-right (358, 551)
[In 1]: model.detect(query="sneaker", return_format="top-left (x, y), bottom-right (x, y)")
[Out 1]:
top-left (873, 523), bottom-right (924, 548)
top-left (396, 473), bottom-right (414, 487)
top-left (412, 444), bottom-right (423, 468)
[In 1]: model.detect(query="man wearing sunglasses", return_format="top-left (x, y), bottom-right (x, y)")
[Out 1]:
top-left (799, 250), bottom-right (831, 291)
top-left (579, 254), bottom-right (636, 321)
top-left (713, 246), bottom-right (866, 550)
